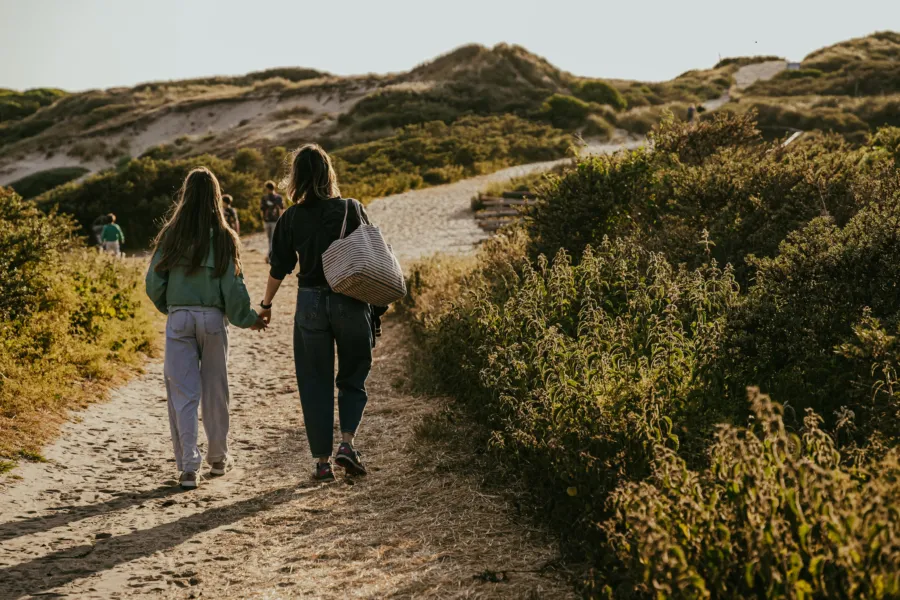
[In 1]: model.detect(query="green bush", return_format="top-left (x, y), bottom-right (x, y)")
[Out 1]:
top-left (37, 154), bottom-right (265, 247)
top-left (9, 166), bottom-right (90, 199)
top-left (616, 104), bottom-right (690, 135)
top-left (869, 126), bottom-right (900, 164)
top-left (652, 110), bottom-right (761, 165)
top-left (528, 113), bottom-right (889, 283)
top-left (232, 147), bottom-right (266, 175)
top-left (539, 94), bottom-right (592, 129)
top-left (415, 235), bottom-right (738, 562)
top-left (574, 80), bottom-right (627, 110)
top-left (604, 390), bottom-right (900, 599)
top-left (0, 187), bottom-right (154, 460)
top-left (333, 115), bottom-right (570, 201)
top-left (718, 191), bottom-right (900, 450)
top-left (407, 111), bottom-right (900, 592)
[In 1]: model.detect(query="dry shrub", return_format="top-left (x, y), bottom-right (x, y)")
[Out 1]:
top-left (604, 389), bottom-right (900, 599)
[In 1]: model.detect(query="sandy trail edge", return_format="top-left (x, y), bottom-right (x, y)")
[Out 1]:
top-left (0, 159), bottom-right (611, 599)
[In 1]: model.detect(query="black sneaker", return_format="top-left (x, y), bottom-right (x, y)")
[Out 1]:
top-left (335, 442), bottom-right (367, 476)
top-left (313, 461), bottom-right (335, 482)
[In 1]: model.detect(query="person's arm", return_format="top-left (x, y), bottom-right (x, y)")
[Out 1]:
top-left (144, 250), bottom-right (169, 315)
top-left (220, 259), bottom-right (261, 329)
top-left (261, 212), bottom-right (297, 323)
top-left (268, 209), bottom-right (297, 279)
top-left (235, 213), bottom-right (240, 236)
top-left (258, 275), bottom-right (283, 324)
top-left (116, 224), bottom-right (125, 244)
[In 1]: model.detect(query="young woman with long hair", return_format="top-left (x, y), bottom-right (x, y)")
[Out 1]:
top-left (258, 143), bottom-right (375, 482)
top-left (146, 167), bottom-right (266, 489)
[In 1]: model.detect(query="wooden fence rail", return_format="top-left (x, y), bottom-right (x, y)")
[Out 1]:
top-left (472, 192), bottom-right (537, 232)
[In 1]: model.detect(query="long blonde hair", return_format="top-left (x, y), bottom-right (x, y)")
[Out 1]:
top-left (152, 167), bottom-right (242, 278)
top-left (283, 143), bottom-right (341, 204)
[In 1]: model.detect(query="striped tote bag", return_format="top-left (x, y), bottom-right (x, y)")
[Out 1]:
top-left (322, 199), bottom-right (406, 306)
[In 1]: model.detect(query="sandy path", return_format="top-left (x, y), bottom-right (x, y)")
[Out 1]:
top-left (366, 141), bottom-right (642, 265)
top-left (0, 164), bottom-right (586, 599)
top-left (703, 60), bottom-right (789, 112)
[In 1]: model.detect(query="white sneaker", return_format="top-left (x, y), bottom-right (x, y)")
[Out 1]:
top-left (180, 471), bottom-right (201, 489)
top-left (209, 455), bottom-right (234, 476)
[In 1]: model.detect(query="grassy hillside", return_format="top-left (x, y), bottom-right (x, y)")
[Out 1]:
top-left (727, 31), bottom-right (900, 140)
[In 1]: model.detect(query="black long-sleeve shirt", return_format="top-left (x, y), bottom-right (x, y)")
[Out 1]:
top-left (268, 196), bottom-right (368, 287)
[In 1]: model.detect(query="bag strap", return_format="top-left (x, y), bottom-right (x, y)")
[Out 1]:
top-left (339, 198), bottom-right (366, 239)
top-left (339, 198), bottom-right (350, 239)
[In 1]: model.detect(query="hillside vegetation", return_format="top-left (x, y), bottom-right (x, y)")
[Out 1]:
top-left (3, 31), bottom-right (898, 247)
top-left (0, 88), bottom-right (67, 123)
top-left (404, 113), bottom-right (900, 596)
top-left (37, 114), bottom-right (569, 247)
top-left (729, 31), bottom-right (900, 141)
top-left (0, 187), bottom-right (155, 468)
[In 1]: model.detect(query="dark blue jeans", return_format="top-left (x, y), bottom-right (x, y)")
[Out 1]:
top-left (293, 287), bottom-right (373, 458)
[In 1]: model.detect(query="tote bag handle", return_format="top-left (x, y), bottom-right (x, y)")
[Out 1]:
top-left (338, 198), bottom-right (367, 239)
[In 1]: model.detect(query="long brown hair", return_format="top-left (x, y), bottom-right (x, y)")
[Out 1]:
top-left (152, 167), bottom-right (241, 278)
top-left (283, 143), bottom-right (341, 204)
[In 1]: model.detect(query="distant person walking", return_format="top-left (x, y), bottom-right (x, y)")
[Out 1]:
top-left (222, 194), bottom-right (240, 235)
top-left (101, 214), bottom-right (125, 257)
top-left (260, 181), bottom-right (284, 262)
top-left (92, 214), bottom-right (110, 247)
top-left (257, 144), bottom-right (376, 482)
top-left (687, 104), bottom-right (696, 123)
top-left (145, 167), bottom-right (267, 490)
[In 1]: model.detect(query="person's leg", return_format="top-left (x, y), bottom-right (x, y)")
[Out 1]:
top-left (293, 289), bottom-right (336, 463)
top-left (163, 311), bottom-right (203, 474)
top-left (164, 376), bottom-right (183, 472)
top-left (332, 295), bottom-right (373, 444)
top-left (196, 309), bottom-right (231, 469)
top-left (265, 222), bottom-right (277, 255)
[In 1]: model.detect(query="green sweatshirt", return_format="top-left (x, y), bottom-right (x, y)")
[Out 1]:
top-left (101, 223), bottom-right (125, 243)
top-left (145, 245), bottom-right (259, 329)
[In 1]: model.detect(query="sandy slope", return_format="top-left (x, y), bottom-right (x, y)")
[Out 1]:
top-left (0, 91), bottom-right (363, 186)
top-left (0, 164), bottom-right (591, 599)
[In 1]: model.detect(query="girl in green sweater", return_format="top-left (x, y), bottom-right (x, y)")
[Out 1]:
top-left (145, 167), bottom-right (266, 489)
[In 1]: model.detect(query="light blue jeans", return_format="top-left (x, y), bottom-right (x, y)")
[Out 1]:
top-left (164, 306), bottom-right (230, 472)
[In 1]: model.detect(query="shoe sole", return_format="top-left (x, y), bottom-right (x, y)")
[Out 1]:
top-left (335, 455), bottom-right (367, 476)
top-left (313, 473), bottom-right (336, 482)
top-left (209, 457), bottom-right (234, 476)
top-left (180, 481), bottom-right (198, 490)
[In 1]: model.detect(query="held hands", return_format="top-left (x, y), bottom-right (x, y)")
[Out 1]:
top-left (250, 314), bottom-right (268, 332)
top-left (251, 304), bottom-right (270, 332)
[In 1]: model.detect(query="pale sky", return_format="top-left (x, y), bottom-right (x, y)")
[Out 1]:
top-left (1, 0), bottom-right (898, 92)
